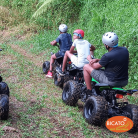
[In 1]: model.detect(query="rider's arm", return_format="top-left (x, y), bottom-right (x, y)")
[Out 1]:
top-left (90, 45), bottom-right (96, 51)
top-left (91, 62), bottom-right (102, 69)
top-left (70, 46), bottom-right (77, 53)
top-left (87, 55), bottom-right (101, 69)
top-left (90, 45), bottom-right (96, 56)
top-left (50, 40), bottom-right (57, 46)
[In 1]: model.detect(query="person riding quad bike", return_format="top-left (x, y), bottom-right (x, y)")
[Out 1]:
top-left (0, 49), bottom-right (10, 120)
top-left (83, 32), bottom-right (129, 97)
top-left (56, 29), bottom-right (95, 76)
top-left (45, 24), bottom-right (72, 78)
top-left (62, 32), bottom-right (138, 133)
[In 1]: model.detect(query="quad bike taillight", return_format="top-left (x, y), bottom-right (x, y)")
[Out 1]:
top-left (68, 61), bottom-right (72, 64)
top-left (115, 94), bottom-right (123, 99)
top-left (127, 93), bottom-right (132, 96)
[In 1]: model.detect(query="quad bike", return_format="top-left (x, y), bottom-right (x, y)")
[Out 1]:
top-left (42, 46), bottom-right (84, 88)
top-left (54, 61), bottom-right (85, 89)
top-left (0, 49), bottom-right (10, 120)
top-left (42, 45), bottom-right (67, 88)
top-left (62, 72), bottom-right (138, 133)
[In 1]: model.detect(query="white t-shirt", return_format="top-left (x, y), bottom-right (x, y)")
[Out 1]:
top-left (72, 39), bottom-right (91, 67)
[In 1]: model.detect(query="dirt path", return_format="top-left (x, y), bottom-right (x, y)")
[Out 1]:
top-left (1, 30), bottom-right (138, 138)
top-left (0, 30), bottom-right (87, 138)
top-left (9, 44), bottom-right (43, 67)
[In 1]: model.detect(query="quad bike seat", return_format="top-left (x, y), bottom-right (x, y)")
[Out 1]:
top-left (95, 83), bottom-right (110, 87)
top-left (68, 64), bottom-right (83, 71)
top-left (95, 83), bottom-right (123, 88)
top-left (56, 55), bottom-right (63, 59)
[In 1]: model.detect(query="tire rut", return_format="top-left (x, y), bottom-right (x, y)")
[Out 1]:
top-left (9, 44), bottom-right (44, 67)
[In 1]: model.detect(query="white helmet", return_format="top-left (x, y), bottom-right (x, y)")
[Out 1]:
top-left (102, 32), bottom-right (118, 47)
top-left (59, 24), bottom-right (68, 33)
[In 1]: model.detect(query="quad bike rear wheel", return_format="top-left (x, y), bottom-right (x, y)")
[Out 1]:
top-left (62, 80), bottom-right (81, 106)
top-left (0, 82), bottom-right (10, 96)
top-left (83, 96), bottom-right (108, 126)
top-left (42, 61), bottom-right (50, 74)
top-left (54, 73), bottom-right (64, 88)
top-left (0, 94), bottom-right (9, 120)
top-left (122, 104), bottom-right (138, 133)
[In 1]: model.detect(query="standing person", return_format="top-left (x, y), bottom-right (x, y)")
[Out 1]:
top-left (56, 29), bottom-right (95, 76)
top-left (83, 32), bottom-right (129, 97)
top-left (46, 24), bottom-right (72, 78)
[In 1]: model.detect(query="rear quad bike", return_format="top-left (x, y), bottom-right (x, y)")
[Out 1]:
top-left (0, 49), bottom-right (10, 120)
top-left (42, 47), bottom-right (83, 88)
top-left (42, 45), bottom-right (63, 75)
top-left (62, 77), bottom-right (138, 133)
top-left (42, 47), bottom-right (67, 88)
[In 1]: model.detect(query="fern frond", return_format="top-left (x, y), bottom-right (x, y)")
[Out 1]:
top-left (32, 0), bottom-right (62, 18)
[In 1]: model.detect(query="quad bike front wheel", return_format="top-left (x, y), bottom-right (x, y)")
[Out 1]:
top-left (54, 73), bottom-right (64, 88)
top-left (122, 104), bottom-right (138, 133)
top-left (0, 94), bottom-right (9, 120)
top-left (63, 74), bottom-right (73, 87)
top-left (0, 76), bottom-right (2, 82)
top-left (62, 80), bottom-right (81, 106)
top-left (42, 61), bottom-right (50, 74)
top-left (0, 82), bottom-right (10, 96)
top-left (83, 96), bottom-right (108, 126)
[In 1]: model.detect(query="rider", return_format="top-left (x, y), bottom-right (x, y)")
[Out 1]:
top-left (56, 29), bottom-right (95, 76)
top-left (46, 24), bottom-right (72, 77)
top-left (83, 32), bottom-right (129, 96)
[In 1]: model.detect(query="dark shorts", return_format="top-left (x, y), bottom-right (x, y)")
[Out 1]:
top-left (91, 69), bottom-right (128, 87)
top-left (55, 51), bottom-right (65, 58)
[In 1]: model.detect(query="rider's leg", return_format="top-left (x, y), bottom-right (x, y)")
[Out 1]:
top-left (83, 64), bottom-right (94, 90)
top-left (50, 54), bottom-right (56, 71)
top-left (62, 51), bottom-right (73, 72)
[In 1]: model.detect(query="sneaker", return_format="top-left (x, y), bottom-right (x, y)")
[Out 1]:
top-left (86, 89), bottom-right (97, 99)
top-left (46, 71), bottom-right (53, 78)
top-left (86, 89), bottom-right (93, 99)
top-left (56, 67), bottom-right (65, 76)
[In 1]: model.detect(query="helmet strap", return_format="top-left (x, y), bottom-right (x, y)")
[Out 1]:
top-left (113, 44), bottom-right (118, 47)
top-left (105, 45), bottom-right (110, 51)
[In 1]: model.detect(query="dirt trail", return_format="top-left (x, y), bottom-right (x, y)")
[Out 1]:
top-left (0, 29), bottom-right (44, 67)
top-left (1, 29), bottom-right (138, 138)
top-left (9, 44), bottom-right (44, 67)
top-left (0, 30), bottom-right (85, 138)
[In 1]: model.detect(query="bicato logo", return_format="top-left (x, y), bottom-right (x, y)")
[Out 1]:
top-left (106, 116), bottom-right (133, 133)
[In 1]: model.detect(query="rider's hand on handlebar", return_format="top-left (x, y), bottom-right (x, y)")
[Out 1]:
top-left (50, 40), bottom-right (57, 46)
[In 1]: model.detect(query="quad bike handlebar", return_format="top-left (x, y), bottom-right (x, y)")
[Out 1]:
top-left (54, 44), bottom-right (60, 49)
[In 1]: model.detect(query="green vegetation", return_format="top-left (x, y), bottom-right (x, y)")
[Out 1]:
top-left (0, 0), bottom-right (138, 89)
top-left (0, 0), bottom-right (138, 137)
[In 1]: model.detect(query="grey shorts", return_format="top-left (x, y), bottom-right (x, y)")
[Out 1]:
top-left (91, 69), bottom-right (128, 87)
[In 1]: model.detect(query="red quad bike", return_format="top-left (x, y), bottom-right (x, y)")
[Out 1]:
top-left (62, 70), bottom-right (138, 133)
top-left (0, 49), bottom-right (10, 120)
